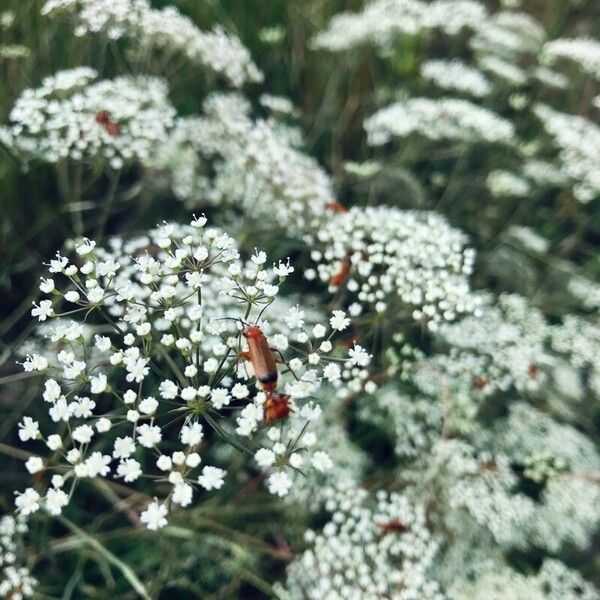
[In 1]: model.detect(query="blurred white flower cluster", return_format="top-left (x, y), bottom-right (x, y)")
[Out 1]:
top-left (448, 559), bottom-right (599, 600)
top-left (0, 515), bottom-right (36, 599)
top-left (312, 0), bottom-right (486, 52)
top-left (5, 67), bottom-right (175, 169)
top-left (421, 59), bottom-right (491, 97)
top-left (16, 217), bottom-right (371, 528)
top-left (542, 37), bottom-right (600, 80)
top-left (277, 483), bottom-right (444, 600)
top-left (534, 104), bottom-right (600, 203)
top-left (308, 206), bottom-right (481, 330)
top-left (41, 0), bottom-right (261, 86)
top-left (153, 93), bottom-right (333, 232)
top-left (365, 98), bottom-right (515, 146)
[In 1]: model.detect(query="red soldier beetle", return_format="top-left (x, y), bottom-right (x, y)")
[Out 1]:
top-left (528, 363), bottom-right (539, 380)
top-left (240, 324), bottom-right (293, 424)
top-left (325, 201), bottom-right (349, 214)
top-left (95, 110), bottom-right (120, 136)
top-left (330, 255), bottom-right (352, 287)
top-left (378, 518), bottom-right (408, 535)
top-left (264, 391), bottom-right (292, 424)
top-left (472, 376), bottom-right (489, 390)
top-left (241, 325), bottom-right (280, 392)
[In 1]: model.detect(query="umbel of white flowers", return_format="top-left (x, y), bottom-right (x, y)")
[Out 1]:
top-left (17, 217), bottom-right (372, 529)
top-left (41, 0), bottom-right (262, 86)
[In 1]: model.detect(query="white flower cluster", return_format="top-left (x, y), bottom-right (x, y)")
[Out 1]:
top-left (386, 400), bottom-right (600, 554)
top-left (311, 0), bottom-right (486, 52)
top-left (5, 67), bottom-right (175, 169)
top-left (41, 0), bottom-right (261, 86)
top-left (421, 59), bottom-right (491, 97)
top-left (470, 10), bottom-right (544, 58)
top-left (358, 385), bottom-right (444, 459)
top-left (153, 94), bottom-right (333, 232)
top-left (534, 103), bottom-right (600, 203)
top-left (16, 217), bottom-right (370, 528)
top-left (568, 277), bottom-right (600, 312)
top-left (364, 98), bottom-right (515, 146)
top-left (0, 515), bottom-right (36, 599)
top-left (434, 294), bottom-right (551, 395)
top-left (476, 54), bottom-right (527, 86)
top-left (542, 37), bottom-right (600, 80)
top-left (285, 404), bottom-right (367, 505)
top-left (308, 205), bottom-right (481, 330)
top-left (550, 315), bottom-right (600, 374)
top-left (449, 559), bottom-right (600, 600)
top-left (277, 483), bottom-right (444, 600)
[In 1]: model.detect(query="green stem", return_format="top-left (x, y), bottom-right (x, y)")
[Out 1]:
top-left (57, 515), bottom-right (151, 600)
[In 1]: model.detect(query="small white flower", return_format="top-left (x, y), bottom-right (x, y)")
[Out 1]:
top-left (348, 344), bottom-right (370, 367)
top-left (113, 436), bottom-right (136, 459)
top-left (31, 299), bottom-right (54, 321)
top-left (172, 483), bottom-right (193, 507)
top-left (312, 324), bottom-right (326, 338)
top-left (186, 453), bottom-right (201, 468)
top-left (139, 396), bottom-right (158, 415)
top-left (18, 417), bottom-right (40, 442)
top-left (255, 448), bottom-right (276, 468)
top-left (95, 335), bottom-right (112, 351)
top-left (47, 434), bottom-right (63, 450)
top-left (140, 500), bottom-right (168, 531)
top-left (76, 238), bottom-right (96, 255)
top-left (90, 374), bottom-right (107, 394)
top-left (123, 389), bottom-right (137, 404)
top-left (84, 452), bottom-right (111, 477)
top-left (117, 459), bottom-right (142, 482)
top-left (180, 422), bottom-right (203, 445)
top-left (330, 310), bottom-right (350, 331)
top-left (72, 424), bottom-right (94, 444)
top-left (289, 453), bottom-right (304, 468)
top-left (172, 451), bottom-right (186, 466)
top-left (137, 424), bottom-right (162, 448)
top-left (323, 363), bottom-right (341, 382)
top-left (15, 488), bottom-right (41, 516)
top-left (311, 451), bottom-right (333, 472)
top-left (267, 471), bottom-right (293, 497)
top-left (232, 384), bottom-right (249, 399)
top-left (198, 466), bottom-right (226, 490)
top-left (159, 380), bottom-right (178, 399)
top-left (203, 358), bottom-right (219, 373)
top-left (96, 417), bottom-right (112, 433)
top-left (45, 488), bottom-right (69, 515)
top-left (181, 387), bottom-right (197, 401)
top-left (40, 278), bottom-right (55, 293)
top-left (210, 388), bottom-right (231, 409)
top-left (43, 379), bottom-right (61, 402)
top-left (64, 290), bottom-right (81, 303)
top-left (156, 455), bottom-right (172, 471)
top-left (25, 456), bottom-right (44, 474)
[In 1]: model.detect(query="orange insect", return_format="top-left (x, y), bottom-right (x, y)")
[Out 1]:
top-left (241, 325), bottom-right (292, 424)
top-left (378, 518), bottom-right (408, 535)
top-left (95, 110), bottom-right (120, 136)
top-left (528, 363), bottom-right (539, 380)
top-left (264, 392), bottom-right (292, 424)
top-left (472, 376), bottom-right (489, 390)
top-left (325, 201), bottom-right (349, 214)
top-left (330, 256), bottom-right (352, 287)
top-left (242, 325), bottom-right (279, 392)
